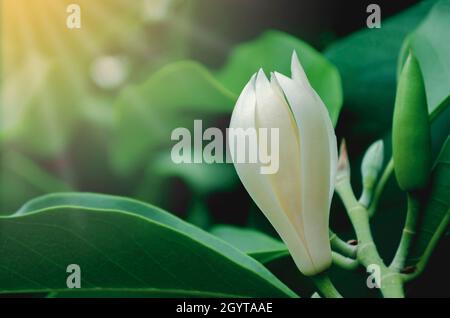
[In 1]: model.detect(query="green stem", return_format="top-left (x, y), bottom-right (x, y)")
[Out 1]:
top-left (368, 158), bottom-right (394, 217)
top-left (359, 188), bottom-right (373, 208)
top-left (390, 192), bottom-right (420, 271)
top-left (329, 230), bottom-right (357, 258)
top-left (336, 177), bottom-right (404, 298)
top-left (311, 271), bottom-right (342, 298)
top-left (332, 252), bottom-right (359, 271)
top-left (402, 209), bottom-right (449, 282)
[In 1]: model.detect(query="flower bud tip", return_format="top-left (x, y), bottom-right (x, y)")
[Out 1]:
top-left (337, 139), bottom-right (350, 181)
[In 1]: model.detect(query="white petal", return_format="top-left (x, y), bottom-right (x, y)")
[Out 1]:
top-left (274, 71), bottom-right (332, 273)
top-left (291, 51), bottom-right (311, 90)
top-left (291, 52), bottom-right (338, 204)
top-left (315, 94), bottom-right (338, 203)
top-left (254, 70), bottom-right (315, 269)
top-left (229, 73), bottom-right (315, 275)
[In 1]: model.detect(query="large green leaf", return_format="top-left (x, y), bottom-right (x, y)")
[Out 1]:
top-left (406, 136), bottom-right (450, 269)
top-left (150, 151), bottom-right (237, 195)
top-left (217, 30), bottom-right (343, 125)
top-left (325, 0), bottom-right (436, 135)
top-left (210, 225), bottom-right (289, 264)
top-left (0, 193), bottom-right (296, 297)
top-left (135, 150), bottom-right (239, 219)
top-left (409, 0), bottom-right (450, 118)
top-left (111, 61), bottom-right (236, 175)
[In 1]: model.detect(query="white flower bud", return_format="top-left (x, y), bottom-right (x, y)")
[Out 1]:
top-left (228, 52), bottom-right (338, 276)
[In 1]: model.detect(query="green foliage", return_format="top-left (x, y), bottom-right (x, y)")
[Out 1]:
top-left (210, 226), bottom-right (373, 298)
top-left (325, 0), bottom-right (436, 136)
top-left (111, 61), bottom-right (236, 175)
top-left (324, 1), bottom-right (449, 279)
top-left (1, 0), bottom-right (449, 298)
top-left (0, 193), bottom-right (296, 297)
top-left (1, 58), bottom-right (81, 157)
top-left (405, 0), bottom-right (450, 118)
top-left (210, 225), bottom-right (289, 264)
top-left (150, 152), bottom-right (237, 195)
top-left (406, 136), bottom-right (450, 269)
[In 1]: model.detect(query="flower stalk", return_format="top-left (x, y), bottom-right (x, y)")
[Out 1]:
top-left (336, 176), bottom-right (404, 298)
top-left (390, 192), bottom-right (421, 271)
top-left (332, 252), bottom-right (359, 271)
top-left (311, 271), bottom-right (343, 298)
top-left (368, 158), bottom-right (394, 217)
top-left (329, 230), bottom-right (357, 259)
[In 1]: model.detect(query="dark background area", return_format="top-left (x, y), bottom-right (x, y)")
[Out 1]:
top-left (190, 0), bottom-right (420, 66)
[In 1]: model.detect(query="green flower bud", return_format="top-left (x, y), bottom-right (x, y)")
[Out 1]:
top-left (392, 53), bottom-right (431, 191)
top-left (359, 140), bottom-right (384, 207)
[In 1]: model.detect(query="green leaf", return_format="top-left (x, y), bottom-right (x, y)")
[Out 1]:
top-left (217, 30), bottom-right (343, 125)
top-left (111, 61), bottom-right (236, 175)
top-left (0, 150), bottom-right (72, 214)
top-left (210, 225), bottom-right (289, 264)
top-left (135, 150), bottom-right (238, 215)
top-left (1, 193), bottom-right (296, 297)
top-left (409, 0), bottom-right (450, 118)
top-left (325, 0), bottom-right (436, 134)
top-left (151, 151), bottom-right (238, 195)
top-left (406, 136), bottom-right (450, 269)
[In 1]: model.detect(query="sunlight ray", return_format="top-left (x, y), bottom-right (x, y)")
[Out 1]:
top-left (30, 1), bottom-right (87, 96)
top-left (29, 1), bottom-right (85, 188)
top-left (47, 0), bottom-right (101, 57)
top-left (2, 1), bottom-right (46, 132)
top-left (85, 0), bottom-right (138, 37)
top-left (9, 2), bottom-right (40, 71)
top-left (34, 79), bottom-right (78, 189)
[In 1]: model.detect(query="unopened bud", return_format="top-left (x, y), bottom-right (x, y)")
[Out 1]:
top-left (359, 140), bottom-right (384, 207)
top-left (336, 139), bottom-right (350, 183)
